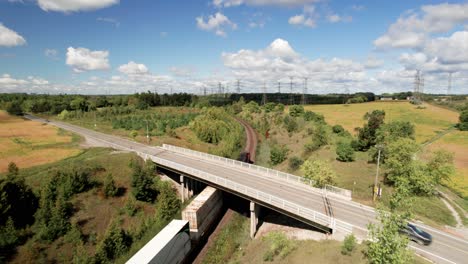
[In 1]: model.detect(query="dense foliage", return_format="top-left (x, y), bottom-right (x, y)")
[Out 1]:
top-left (459, 110), bottom-right (468, 131)
top-left (191, 107), bottom-right (244, 158)
top-left (131, 160), bottom-right (158, 202)
top-left (336, 141), bottom-right (355, 162)
top-left (353, 110), bottom-right (386, 151)
top-left (301, 159), bottom-right (336, 188)
top-left (270, 145), bottom-right (289, 165)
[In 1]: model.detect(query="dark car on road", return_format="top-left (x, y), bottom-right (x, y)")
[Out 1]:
top-left (400, 223), bottom-right (432, 245)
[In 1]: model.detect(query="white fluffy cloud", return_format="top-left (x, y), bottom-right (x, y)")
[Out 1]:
top-left (288, 14), bottom-right (315, 27)
top-left (221, 38), bottom-right (368, 93)
top-left (0, 74), bottom-right (50, 92)
top-left (424, 31), bottom-right (468, 64)
top-left (66, 47), bottom-right (110, 73)
top-left (374, 3), bottom-right (468, 49)
top-left (38, 0), bottom-right (119, 12)
top-left (0, 23), bottom-right (26, 47)
top-left (118, 61), bottom-right (149, 75)
top-left (364, 57), bottom-right (384, 69)
top-left (397, 31), bottom-right (468, 73)
top-left (196, 12), bottom-right (237, 37)
top-left (213, 0), bottom-right (319, 8)
top-left (327, 14), bottom-right (352, 23)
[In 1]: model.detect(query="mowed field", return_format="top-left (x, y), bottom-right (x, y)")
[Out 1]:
top-left (0, 111), bottom-right (81, 172)
top-left (428, 130), bottom-right (468, 198)
top-left (304, 101), bottom-right (459, 143)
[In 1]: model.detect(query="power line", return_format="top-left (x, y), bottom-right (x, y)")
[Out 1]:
top-left (262, 81), bottom-right (267, 105)
top-left (236, 79), bottom-right (241, 94)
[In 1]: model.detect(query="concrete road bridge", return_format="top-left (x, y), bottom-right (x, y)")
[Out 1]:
top-left (25, 115), bottom-right (468, 264)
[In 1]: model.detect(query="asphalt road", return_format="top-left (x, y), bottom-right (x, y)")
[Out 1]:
top-left (25, 115), bottom-right (468, 264)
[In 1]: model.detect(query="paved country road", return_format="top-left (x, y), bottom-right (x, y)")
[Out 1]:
top-left (24, 114), bottom-right (468, 264)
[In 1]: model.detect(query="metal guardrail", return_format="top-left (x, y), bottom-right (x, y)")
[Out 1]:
top-left (143, 151), bottom-right (353, 233)
top-left (162, 144), bottom-right (352, 200)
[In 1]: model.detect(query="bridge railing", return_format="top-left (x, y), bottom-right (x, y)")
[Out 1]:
top-left (162, 144), bottom-right (352, 200)
top-left (34, 124), bottom-right (354, 235)
top-left (143, 150), bottom-right (353, 234)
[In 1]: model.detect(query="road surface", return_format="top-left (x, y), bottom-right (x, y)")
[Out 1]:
top-left (25, 115), bottom-right (468, 264)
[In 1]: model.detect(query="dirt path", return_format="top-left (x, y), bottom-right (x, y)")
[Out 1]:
top-left (441, 198), bottom-right (463, 228)
top-left (235, 118), bottom-right (258, 162)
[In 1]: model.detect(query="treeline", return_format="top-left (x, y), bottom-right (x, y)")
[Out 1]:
top-left (229, 92), bottom-right (376, 105)
top-left (0, 92), bottom-right (197, 115)
top-left (0, 92), bottom-right (380, 116)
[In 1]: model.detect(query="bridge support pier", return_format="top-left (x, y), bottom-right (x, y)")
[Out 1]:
top-left (189, 178), bottom-right (194, 197)
top-left (179, 175), bottom-right (186, 203)
top-left (250, 201), bottom-right (259, 239)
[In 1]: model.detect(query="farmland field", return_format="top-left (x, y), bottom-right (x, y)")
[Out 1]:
top-left (304, 101), bottom-right (459, 143)
top-left (427, 130), bottom-right (468, 198)
top-left (0, 111), bottom-right (81, 172)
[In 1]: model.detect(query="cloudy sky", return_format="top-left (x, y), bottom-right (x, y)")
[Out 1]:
top-left (0, 0), bottom-right (467, 94)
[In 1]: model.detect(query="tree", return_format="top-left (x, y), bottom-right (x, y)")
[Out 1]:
top-left (384, 138), bottom-right (419, 185)
top-left (336, 141), bottom-right (355, 162)
top-left (289, 105), bottom-right (304, 117)
top-left (270, 145), bottom-right (289, 165)
top-left (426, 150), bottom-right (455, 185)
top-left (131, 161), bottom-right (156, 202)
top-left (95, 222), bottom-right (132, 263)
top-left (366, 185), bottom-right (413, 264)
top-left (288, 156), bottom-right (304, 171)
top-left (103, 174), bottom-right (118, 198)
top-left (156, 181), bottom-right (180, 222)
top-left (0, 163), bottom-right (38, 228)
top-left (6, 100), bottom-right (23, 115)
top-left (301, 159), bottom-right (336, 188)
top-left (458, 110), bottom-right (468, 131)
top-left (354, 110), bottom-right (385, 151)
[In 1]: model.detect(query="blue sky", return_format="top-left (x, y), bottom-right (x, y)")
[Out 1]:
top-left (0, 0), bottom-right (467, 94)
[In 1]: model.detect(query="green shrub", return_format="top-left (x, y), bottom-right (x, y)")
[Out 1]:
top-left (303, 111), bottom-right (325, 123)
top-left (270, 145), bottom-right (289, 165)
top-left (341, 234), bottom-right (357, 255)
top-left (301, 159), bottom-right (336, 188)
top-left (289, 105), bottom-right (304, 117)
top-left (288, 156), bottom-right (304, 171)
top-left (95, 222), bottom-right (132, 263)
top-left (262, 232), bottom-right (296, 261)
top-left (336, 141), bottom-right (355, 162)
top-left (104, 174), bottom-right (118, 198)
top-left (155, 181), bottom-right (180, 222)
top-left (283, 116), bottom-right (298, 133)
top-left (459, 110), bottom-right (468, 131)
top-left (332, 125), bottom-right (345, 134)
top-left (124, 196), bottom-right (138, 216)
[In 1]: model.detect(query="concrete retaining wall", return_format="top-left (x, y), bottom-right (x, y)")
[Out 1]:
top-left (182, 186), bottom-right (223, 242)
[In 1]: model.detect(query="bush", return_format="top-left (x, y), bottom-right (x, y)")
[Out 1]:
top-left (303, 111), bottom-right (325, 123)
top-left (262, 232), bottom-right (296, 261)
top-left (288, 156), bottom-right (304, 171)
top-left (283, 116), bottom-right (298, 133)
top-left (95, 222), bottom-right (132, 263)
top-left (6, 101), bottom-right (23, 116)
top-left (270, 145), bottom-right (289, 165)
top-left (131, 161), bottom-right (157, 202)
top-left (124, 196), bottom-right (138, 216)
top-left (332, 125), bottom-right (345, 134)
top-left (341, 234), bottom-right (357, 255)
top-left (459, 110), bottom-right (468, 131)
top-left (289, 105), bottom-right (304, 117)
top-left (336, 141), bottom-right (355, 162)
top-left (156, 181), bottom-right (180, 222)
top-left (104, 174), bottom-right (118, 198)
top-left (301, 159), bottom-right (336, 188)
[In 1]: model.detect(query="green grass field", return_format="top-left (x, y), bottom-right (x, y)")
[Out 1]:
top-left (303, 102), bottom-right (459, 143)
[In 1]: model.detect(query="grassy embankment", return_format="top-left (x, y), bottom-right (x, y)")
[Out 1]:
top-left (253, 101), bottom-right (462, 227)
top-left (0, 110), bottom-right (81, 172)
top-left (5, 147), bottom-right (181, 263)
